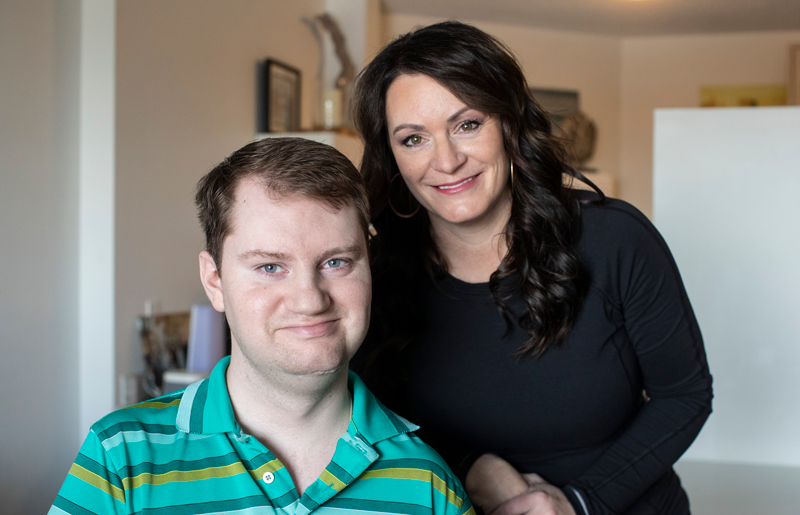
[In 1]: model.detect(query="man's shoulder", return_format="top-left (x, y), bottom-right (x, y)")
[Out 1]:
top-left (374, 431), bottom-right (466, 486)
top-left (368, 432), bottom-right (473, 514)
top-left (348, 372), bottom-right (472, 512)
top-left (89, 389), bottom-right (186, 443)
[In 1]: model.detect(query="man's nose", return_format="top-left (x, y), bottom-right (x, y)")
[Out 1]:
top-left (286, 274), bottom-right (331, 315)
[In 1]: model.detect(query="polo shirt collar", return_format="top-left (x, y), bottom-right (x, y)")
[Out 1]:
top-left (175, 357), bottom-right (420, 442)
top-left (348, 371), bottom-right (418, 445)
top-left (176, 356), bottom-right (236, 434)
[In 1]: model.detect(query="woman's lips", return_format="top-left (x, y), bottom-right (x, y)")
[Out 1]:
top-left (432, 174), bottom-right (480, 194)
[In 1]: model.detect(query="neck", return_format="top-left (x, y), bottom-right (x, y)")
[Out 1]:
top-left (430, 194), bottom-right (511, 283)
top-left (226, 351), bottom-right (352, 495)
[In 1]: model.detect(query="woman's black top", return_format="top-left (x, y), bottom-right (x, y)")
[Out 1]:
top-left (353, 192), bottom-right (713, 515)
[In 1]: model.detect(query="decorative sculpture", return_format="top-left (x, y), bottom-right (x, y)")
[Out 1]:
top-left (304, 13), bottom-right (356, 130)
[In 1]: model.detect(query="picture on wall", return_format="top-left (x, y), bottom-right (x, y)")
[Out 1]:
top-left (529, 87), bottom-right (579, 131)
top-left (700, 84), bottom-right (787, 107)
top-left (257, 59), bottom-right (301, 132)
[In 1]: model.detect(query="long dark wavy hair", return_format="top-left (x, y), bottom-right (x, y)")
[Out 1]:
top-left (353, 21), bottom-right (602, 360)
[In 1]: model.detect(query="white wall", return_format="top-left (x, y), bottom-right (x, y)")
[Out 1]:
top-left (79, 0), bottom-right (117, 436)
top-left (0, 0), bottom-right (81, 513)
top-left (114, 0), bottom-right (325, 386)
top-left (385, 14), bottom-right (622, 184)
top-left (622, 30), bottom-right (800, 217)
top-left (654, 107), bottom-right (800, 467)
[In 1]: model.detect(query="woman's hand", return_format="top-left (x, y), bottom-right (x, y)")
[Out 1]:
top-left (490, 474), bottom-right (576, 515)
top-left (465, 454), bottom-right (529, 513)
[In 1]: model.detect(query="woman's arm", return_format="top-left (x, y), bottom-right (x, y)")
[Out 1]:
top-left (560, 205), bottom-right (713, 514)
top-left (465, 454), bottom-right (529, 513)
top-left (469, 204), bottom-right (712, 515)
top-left (466, 455), bottom-right (575, 515)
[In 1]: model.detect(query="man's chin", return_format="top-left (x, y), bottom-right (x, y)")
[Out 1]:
top-left (290, 359), bottom-right (350, 378)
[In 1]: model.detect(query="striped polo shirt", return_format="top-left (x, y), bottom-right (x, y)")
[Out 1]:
top-left (49, 357), bottom-right (474, 515)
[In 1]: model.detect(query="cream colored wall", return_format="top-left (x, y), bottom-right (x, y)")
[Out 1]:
top-left (621, 30), bottom-right (800, 216)
top-left (384, 14), bottom-right (622, 191)
top-left (115, 0), bottom-right (324, 385)
top-left (0, 1), bottom-right (81, 513)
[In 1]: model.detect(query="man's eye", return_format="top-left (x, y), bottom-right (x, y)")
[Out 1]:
top-left (260, 264), bottom-right (283, 274)
top-left (402, 134), bottom-right (422, 147)
top-left (325, 259), bottom-right (345, 269)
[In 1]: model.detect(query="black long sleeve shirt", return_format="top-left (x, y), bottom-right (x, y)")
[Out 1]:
top-left (355, 193), bottom-right (713, 514)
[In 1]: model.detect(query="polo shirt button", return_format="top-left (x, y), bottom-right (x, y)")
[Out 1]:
top-left (262, 472), bottom-right (275, 484)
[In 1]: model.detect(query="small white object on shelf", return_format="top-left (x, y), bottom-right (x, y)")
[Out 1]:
top-left (162, 369), bottom-right (209, 394)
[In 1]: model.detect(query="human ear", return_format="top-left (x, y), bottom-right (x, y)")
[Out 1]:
top-left (199, 251), bottom-right (225, 312)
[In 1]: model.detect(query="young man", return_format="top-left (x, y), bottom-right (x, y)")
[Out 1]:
top-left (50, 138), bottom-right (473, 515)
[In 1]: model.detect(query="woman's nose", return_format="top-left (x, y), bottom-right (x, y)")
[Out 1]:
top-left (432, 139), bottom-right (466, 174)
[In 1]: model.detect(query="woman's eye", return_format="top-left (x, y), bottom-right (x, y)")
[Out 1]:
top-left (260, 264), bottom-right (283, 274)
top-left (459, 120), bottom-right (480, 132)
top-left (402, 134), bottom-right (423, 147)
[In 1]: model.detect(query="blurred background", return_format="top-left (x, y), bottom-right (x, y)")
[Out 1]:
top-left (2, 1), bottom-right (799, 513)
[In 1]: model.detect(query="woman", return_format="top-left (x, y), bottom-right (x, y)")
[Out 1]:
top-left (351, 21), bottom-right (712, 515)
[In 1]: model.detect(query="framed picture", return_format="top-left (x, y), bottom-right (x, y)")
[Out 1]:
top-left (699, 84), bottom-right (786, 107)
top-left (257, 59), bottom-right (301, 132)
top-left (529, 87), bottom-right (579, 133)
top-left (790, 45), bottom-right (800, 105)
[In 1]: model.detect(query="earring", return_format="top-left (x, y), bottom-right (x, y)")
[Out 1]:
top-left (510, 161), bottom-right (515, 188)
top-left (388, 173), bottom-right (421, 219)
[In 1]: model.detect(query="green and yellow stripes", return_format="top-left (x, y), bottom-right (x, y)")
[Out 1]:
top-left (118, 455), bottom-right (283, 490)
top-left (52, 362), bottom-right (473, 515)
top-left (69, 449), bottom-right (286, 501)
top-left (122, 398), bottom-right (181, 411)
top-left (246, 457), bottom-right (283, 481)
top-left (96, 421), bottom-right (180, 441)
top-left (68, 463), bottom-right (125, 504)
top-left (319, 460), bottom-right (356, 492)
top-left (358, 466), bottom-right (464, 509)
top-left (123, 461), bottom-right (246, 489)
top-left (319, 469), bottom-right (347, 492)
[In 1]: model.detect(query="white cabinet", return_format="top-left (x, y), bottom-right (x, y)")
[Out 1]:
top-left (653, 106), bottom-right (800, 467)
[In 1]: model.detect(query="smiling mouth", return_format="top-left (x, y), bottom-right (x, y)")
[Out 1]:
top-left (281, 320), bottom-right (338, 337)
top-left (435, 174), bottom-right (479, 190)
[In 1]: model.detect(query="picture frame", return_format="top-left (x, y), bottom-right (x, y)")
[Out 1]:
top-left (529, 87), bottom-right (579, 133)
top-left (257, 59), bottom-right (301, 132)
top-left (699, 84), bottom-right (787, 107)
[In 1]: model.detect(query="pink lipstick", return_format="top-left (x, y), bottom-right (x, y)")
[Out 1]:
top-left (433, 174), bottom-right (480, 195)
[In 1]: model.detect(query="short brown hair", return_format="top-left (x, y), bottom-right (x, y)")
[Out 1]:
top-left (195, 137), bottom-right (369, 270)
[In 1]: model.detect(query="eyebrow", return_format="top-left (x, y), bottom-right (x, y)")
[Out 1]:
top-left (447, 106), bottom-right (472, 123)
top-left (391, 106), bottom-right (474, 136)
top-left (238, 249), bottom-right (291, 262)
top-left (391, 123), bottom-right (424, 136)
top-left (237, 243), bottom-right (364, 263)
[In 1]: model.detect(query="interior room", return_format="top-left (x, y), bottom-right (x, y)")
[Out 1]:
top-left (2, 0), bottom-right (799, 513)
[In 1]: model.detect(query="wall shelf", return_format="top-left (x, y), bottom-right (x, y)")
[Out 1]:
top-left (254, 131), bottom-right (363, 167)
